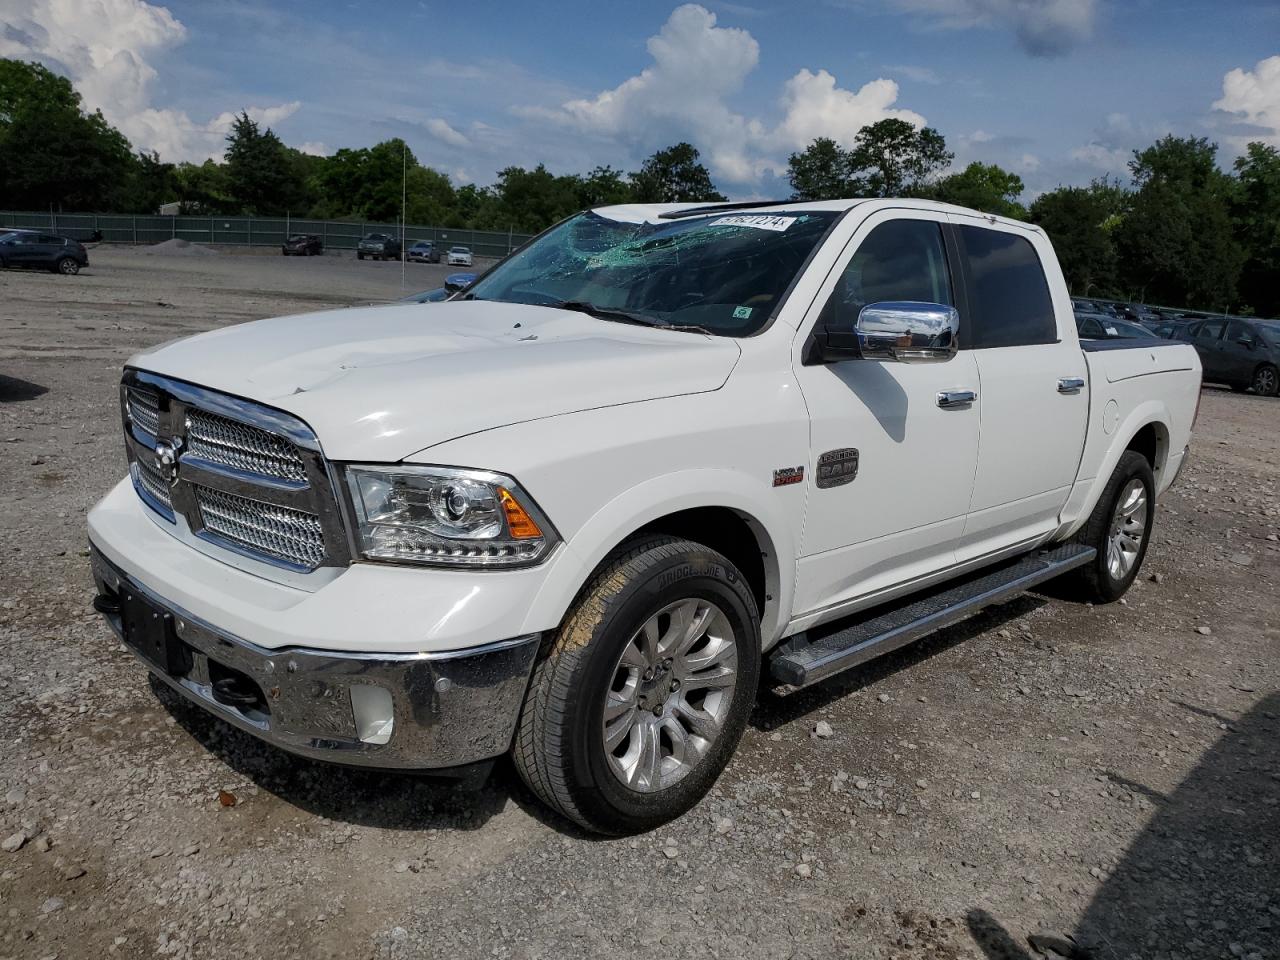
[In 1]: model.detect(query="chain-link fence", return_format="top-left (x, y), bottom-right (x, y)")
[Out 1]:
top-left (0, 211), bottom-right (534, 259)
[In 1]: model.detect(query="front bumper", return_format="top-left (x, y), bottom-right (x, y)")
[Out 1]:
top-left (90, 545), bottom-right (540, 769)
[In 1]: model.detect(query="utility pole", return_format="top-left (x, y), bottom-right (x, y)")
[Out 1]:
top-left (400, 142), bottom-right (407, 290)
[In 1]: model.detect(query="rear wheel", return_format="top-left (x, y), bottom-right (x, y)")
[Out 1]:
top-left (1252, 364), bottom-right (1279, 397)
top-left (55, 257), bottom-right (79, 275)
top-left (514, 536), bottom-right (760, 834)
top-left (1066, 450), bottom-right (1155, 602)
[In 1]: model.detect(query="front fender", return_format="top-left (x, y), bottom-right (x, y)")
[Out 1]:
top-left (521, 468), bottom-right (797, 648)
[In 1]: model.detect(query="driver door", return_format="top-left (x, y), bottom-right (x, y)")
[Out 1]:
top-left (791, 210), bottom-right (981, 621)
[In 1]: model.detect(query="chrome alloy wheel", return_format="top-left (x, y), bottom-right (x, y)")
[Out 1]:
top-left (1106, 478), bottom-right (1148, 581)
top-left (602, 598), bottom-right (739, 793)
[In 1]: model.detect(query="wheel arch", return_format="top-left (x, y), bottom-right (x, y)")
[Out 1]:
top-left (519, 471), bottom-right (796, 650)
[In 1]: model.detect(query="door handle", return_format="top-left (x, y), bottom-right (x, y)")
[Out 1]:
top-left (936, 389), bottom-right (977, 409)
top-left (1057, 377), bottom-right (1086, 394)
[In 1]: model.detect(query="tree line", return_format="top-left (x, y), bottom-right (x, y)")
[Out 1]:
top-left (2, 57), bottom-right (1277, 316)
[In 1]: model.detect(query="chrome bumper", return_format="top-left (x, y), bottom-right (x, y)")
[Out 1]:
top-left (90, 544), bottom-right (540, 769)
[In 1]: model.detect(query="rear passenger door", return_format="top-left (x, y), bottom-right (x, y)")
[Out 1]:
top-left (1221, 321), bottom-right (1258, 385)
top-left (948, 217), bottom-right (1089, 563)
top-left (1189, 320), bottom-right (1227, 380)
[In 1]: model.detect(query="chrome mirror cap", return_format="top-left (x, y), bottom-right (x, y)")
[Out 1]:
top-left (855, 301), bottom-right (959, 363)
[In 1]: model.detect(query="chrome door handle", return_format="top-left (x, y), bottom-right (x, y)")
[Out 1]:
top-left (936, 389), bottom-right (977, 409)
top-left (1057, 377), bottom-right (1086, 394)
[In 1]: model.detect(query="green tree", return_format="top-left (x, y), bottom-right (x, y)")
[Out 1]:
top-left (787, 137), bottom-right (857, 201)
top-left (489, 164), bottom-right (583, 232)
top-left (223, 111), bottom-right (305, 215)
top-left (1030, 180), bottom-right (1125, 296)
top-left (1231, 142), bottom-right (1280, 317)
top-left (1114, 136), bottom-right (1243, 309)
top-left (849, 119), bottom-right (952, 197)
top-left (929, 161), bottom-right (1026, 218)
top-left (577, 165), bottom-right (633, 207)
top-left (174, 159), bottom-right (231, 213)
top-left (0, 59), bottom-right (137, 210)
top-left (629, 143), bottom-right (725, 203)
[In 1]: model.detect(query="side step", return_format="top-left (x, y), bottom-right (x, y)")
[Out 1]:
top-left (769, 544), bottom-right (1096, 689)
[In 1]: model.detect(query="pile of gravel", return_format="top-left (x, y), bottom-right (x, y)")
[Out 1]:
top-left (143, 238), bottom-right (218, 256)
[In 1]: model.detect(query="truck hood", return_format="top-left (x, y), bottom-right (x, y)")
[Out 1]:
top-left (129, 300), bottom-right (741, 461)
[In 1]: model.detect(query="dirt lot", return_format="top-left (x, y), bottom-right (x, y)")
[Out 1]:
top-left (1, 247), bottom-right (1277, 960)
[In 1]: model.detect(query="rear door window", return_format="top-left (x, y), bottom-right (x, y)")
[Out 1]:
top-left (957, 226), bottom-right (1056, 348)
top-left (1196, 320), bottom-right (1226, 342)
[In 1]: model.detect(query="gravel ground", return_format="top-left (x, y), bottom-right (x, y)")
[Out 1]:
top-left (1, 248), bottom-right (1277, 960)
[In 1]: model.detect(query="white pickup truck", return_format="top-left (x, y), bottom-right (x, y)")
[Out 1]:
top-left (89, 199), bottom-right (1202, 833)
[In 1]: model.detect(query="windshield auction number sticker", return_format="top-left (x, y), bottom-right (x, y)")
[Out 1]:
top-left (710, 215), bottom-right (797, 232)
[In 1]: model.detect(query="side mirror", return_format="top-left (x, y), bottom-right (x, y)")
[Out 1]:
top-left (856, 301), bottom-right (959, 363)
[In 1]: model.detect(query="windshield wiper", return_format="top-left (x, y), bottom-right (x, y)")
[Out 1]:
top-left (550, 300), bottom-right (663, 327)
top-left (549, 300), bottom-right (713, 335)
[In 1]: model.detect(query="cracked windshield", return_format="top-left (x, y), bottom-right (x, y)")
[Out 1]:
top-left (465, 209), bottom-right (839, 335)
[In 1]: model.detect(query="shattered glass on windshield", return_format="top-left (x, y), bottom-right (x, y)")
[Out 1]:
top-left (464, 209), bottom-right (839, 336)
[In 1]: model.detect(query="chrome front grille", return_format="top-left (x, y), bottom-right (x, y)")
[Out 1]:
top-left (132, 457), bottom-right (172, 511)
top-left (186, 408), bottom-right (308, 483)
top-left (194, 486), bottom-right (326, 568)
top-left (120, 371), bottom-right (349, 573)
top-left (125, 386), bottom-right (161, 437)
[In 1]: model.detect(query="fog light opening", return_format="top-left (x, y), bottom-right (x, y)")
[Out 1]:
top-left (350, 685), bottom-right (395, 745)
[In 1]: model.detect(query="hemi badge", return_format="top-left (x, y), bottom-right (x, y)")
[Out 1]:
top-left (772, 466), bottom-right (804, 487)
top-left (816, 448), bottom-right (859, 488)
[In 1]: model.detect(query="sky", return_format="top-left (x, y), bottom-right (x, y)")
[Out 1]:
top-left (1, 0), bottom-right (1279, 200)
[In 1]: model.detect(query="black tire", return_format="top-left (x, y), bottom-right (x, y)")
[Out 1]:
top-left (514, 535), bottom-right (760, 834)
top-left (1252, 363), bottom-right (1279, 397)
top-left (1065, 450), bottom-right (1155, 603)
top-left (356, 252), bottom-right (364, 260)
top-left (55, 257), bottom-right (79, 275)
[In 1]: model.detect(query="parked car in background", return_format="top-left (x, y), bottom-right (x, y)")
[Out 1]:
top-left (445, 271), bottom-right (476, 292)
top-left (357, 233), bottom-right (401, 261)
top-left (0, 229), bottom-right (89, 274)
top-left (400, 273), bottom-right (477, 304)
top-left (447, 245), bottom-right (473, 266)
top-left (1072, 298), bottom-right (1119, 318)
top-left (282, 234), bottom-right (323, 256)
top-left (401, 287), bottom-right (450, 303)
top-left (1118, 304), bottom-right (1161, 326)
top-left (1150, 319), bottom-right (1191, 340)
top-left (1180, 317), bottom-right (1280, 396)
top-left (1076, 314), bottom-right (1156, 340)
top-left (406, 241), bottom-right (441, 263)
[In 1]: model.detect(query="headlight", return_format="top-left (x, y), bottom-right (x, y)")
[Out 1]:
top-left (345, 465), bottom-right (558, 568)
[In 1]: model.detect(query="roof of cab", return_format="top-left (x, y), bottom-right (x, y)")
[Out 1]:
top-left (591, 198), bottom-right (1043, 237)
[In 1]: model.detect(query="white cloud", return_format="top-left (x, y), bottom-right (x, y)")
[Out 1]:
top-left (532, 4), bottom-right (924, 185)
top-left (298, 141), bottom-right (330, 157)
top-left (883, 64), bottom-right (942, 85)
top-left (886, 0), bottom-right (1097, 56)
top-left (1019, 153), bottom-right (1040, 170)
top-left (1213, 55), bottom-right (1280, 148)
top-left (423, 118), bottom-right (470, 148)
top-left (0, 0), bottom-right (304, 161)
top-left (1070, 142), bottom-right (1129, 171)
top-left (770, 69), bottom-right (924, 151)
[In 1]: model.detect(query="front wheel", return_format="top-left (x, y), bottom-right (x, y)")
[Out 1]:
top-left (1066, 450), bottom-right (1155, 602)
top-left (514, 536), bottom-right (760, 834)
top-left (1252, 364), bottom-right (1279, 397)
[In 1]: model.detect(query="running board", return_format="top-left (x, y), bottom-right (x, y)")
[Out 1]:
top-left (769, 544), bottom-right (1096, 689)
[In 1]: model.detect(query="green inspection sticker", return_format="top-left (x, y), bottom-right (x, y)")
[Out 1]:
top-left (732, 305), bottom-right (753, 319)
